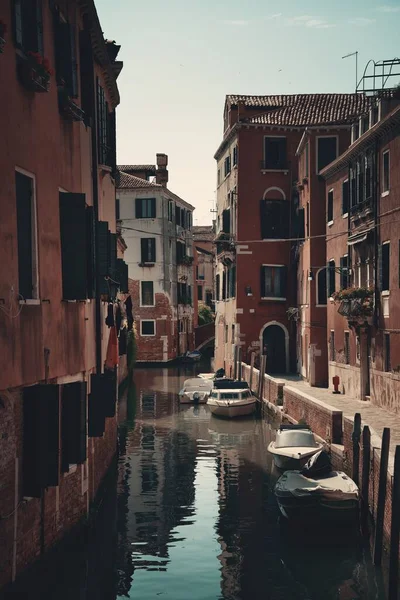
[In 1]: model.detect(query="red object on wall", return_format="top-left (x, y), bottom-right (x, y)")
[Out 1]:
top-left (332, 375), bottom-right (340, 394)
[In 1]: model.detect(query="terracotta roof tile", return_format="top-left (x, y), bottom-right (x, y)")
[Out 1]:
top-left (116, 171), bottom-right (161, 190)
top-left (193, 225), bottom-right (215, 242)
top-left (227, 93), bottom-right (371, 126)
top-left (118, 164), bottom-right (156, 173)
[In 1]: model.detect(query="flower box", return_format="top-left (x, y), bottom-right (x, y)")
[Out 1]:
top-left (18, 52), bottom-right (52, 93)
top-left (334, 287), bottom-right (374, 321)
top-left (58, 87), bottom-right (85, 121)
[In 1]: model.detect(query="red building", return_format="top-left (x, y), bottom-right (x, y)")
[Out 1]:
top-left (214, 94), bottom-right (369, 376)
top-left (322, 94), bottom-right (400, 410)
top-left (0, 0), bottom-right (126, 589)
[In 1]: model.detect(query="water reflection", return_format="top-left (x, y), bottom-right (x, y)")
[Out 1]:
top-left (116, 366), bottom-right (385, 600)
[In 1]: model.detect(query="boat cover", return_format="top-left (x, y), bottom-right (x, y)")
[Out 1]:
top-left (275, 471), bottom-right (359, 501)
top-left (213, 380), bottom-right (250, 390)
top-left (183, 378), bottom-right (213, 391)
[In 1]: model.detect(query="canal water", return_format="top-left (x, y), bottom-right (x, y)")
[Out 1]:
top-left (2, 364), bottom-right (386, 600)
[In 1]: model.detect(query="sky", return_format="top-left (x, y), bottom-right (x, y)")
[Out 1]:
top-left (95, 0), bottom-right (400, 225)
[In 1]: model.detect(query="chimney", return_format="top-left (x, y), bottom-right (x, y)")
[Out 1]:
top-left (156, 153), bottom-right (169, 187)
top-left (237, 100), bottom-right (246, 122)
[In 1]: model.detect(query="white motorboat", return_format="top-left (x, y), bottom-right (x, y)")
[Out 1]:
top-left (275, 451), bottom-right (359, 522)
top-left (179, 377), bottom-right (213, 404)
top-left (181, 350), bottom-right (202, 362)
top-left (268, 424), bottom-right (324, 470)
top-left (207, 380), bottom-right (257, 418)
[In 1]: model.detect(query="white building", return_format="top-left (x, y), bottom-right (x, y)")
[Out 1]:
top-left (117, 155), bottom-right (195, 362)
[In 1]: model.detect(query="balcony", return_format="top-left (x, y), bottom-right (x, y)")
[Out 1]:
top-left (177, 255), bottom-right (194, 267)
top-left (17, 53), bottom-right (52, 93)
top-left (58, 87), bottom-right (85, 122)
top-left (333, 287), bottom-right (374, 326)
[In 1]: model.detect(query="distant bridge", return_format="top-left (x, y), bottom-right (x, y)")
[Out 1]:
top-left (194, 322), bottom-right (215, 351)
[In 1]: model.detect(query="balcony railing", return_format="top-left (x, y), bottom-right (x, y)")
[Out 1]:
top-left (350, 197), bottom-right (373, 216)
top-left (177, 255), bottom-right (194, 266)
top-left (333, 287), bottom-right (374, 323)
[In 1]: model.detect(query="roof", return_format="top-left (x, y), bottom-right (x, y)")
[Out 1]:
top-left (116, 170), bottom-right (195, 211)
top-left (193, 225), bottom-right (215, 242)
top-left (118, 164), bottom-right (156, 174)
top-left (228, 93), bottom-right (371, 127)
top-left (320, 103), bottom-right (400, 178)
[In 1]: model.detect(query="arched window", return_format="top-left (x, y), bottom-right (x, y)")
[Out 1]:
top-left (317, 268), bottom-right (327, 305)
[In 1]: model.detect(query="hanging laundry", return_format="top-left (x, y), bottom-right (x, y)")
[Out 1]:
top-left (105, 303), bottom-right (114, 327)
top-left (105, 326), bottom-right (119, 369)
top-left (125, 296), bottom-right (134, 331)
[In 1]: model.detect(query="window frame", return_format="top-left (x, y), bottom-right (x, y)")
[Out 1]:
top-left (263, 135), bottom-right (287, 171)
top-left (342, 179), bottom-right (349, 217)
top-left (382, 150), bottom-right (390, 195)
top-left (140, 319), bottom-right (156, 337)
top-left (327, 259), bottom-right (336, 298)
top-left (136, 197), bottom-right (156, 219)
top-left (316, 267), bottom-right (327, 307)
top-left (327, 188), bottom-right (334, 224)
top-left (141, 238), bottom-right (156, 264)
top-left (344, 331), bottom-right (350, 365)
top-left (316, 135), bottom-right (338, 174)
top-left (15, 167), bottom-right (40, 302)
top-left (382, 241), bottom-right (390, 292)
top-left (140, 281), bottom-right (155, 307)
top-left (260, 264), bottom-right (287, 300)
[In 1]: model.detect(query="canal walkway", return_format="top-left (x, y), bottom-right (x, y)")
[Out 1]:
top-left (265, 373), bottom-right (400, 456)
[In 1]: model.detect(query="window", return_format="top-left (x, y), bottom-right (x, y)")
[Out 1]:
top-left (233, 146), bottom-right (238, 166)
top-left (384, 332), bottom-right (391, 372)
top-left (350, 167), bottom-right (357, 209)
top-left (141, 238), bottom-right (156, 263)
top-left (224, 155), bottom-right (231, 177)
top-left (340, 256), bottom-right (349, 290)
top-left (168, 200), bottom-right (174, 222)
top-left (342, 180), bottom-right (349, 215)
top-left (217, 169), bottom-right (221, 186)
top-left (222, 208), bottom-right (231, 234)
top-left (222, 271), bottom-right (226, 300)
top-left (379, 242), bottom-right (390, 292)
top-left (197, 285), bottom-right (203, 301)
top-left (344, 332), bottom-right (350, 365)
top-left (141, 281), bottom-right (154, 306)
top-left (229, 265), bottom-right (236, 298)
top-left (327, 260), bottom-right (336, 297)
top-left (141, 320), bottom-right (155, 336)
top-left (136, 197), bottom-right (156, 219)
top-left (260, 200), bottom-right (289, 239)
top-left (15, 171), bottom-right (39, 300)
top-left (61, 382), bottom-right (87, 472)
top-left (260, 265), bottom-right (287, 299)
top-left (327, 190), bottom-right (334, 223)
top-left (116, 198), bottom-right (120, 220)
top-left (231, 324), bottom-right (235, 342)
top-left (12, 0), bottom-right (43, 55)
top-left (225, 325), bottom-right (228, 343)
top-left (54, 17), bottom-right (78, 98)
top-left (382, 150), bottom-right (390, 193)
top-left (329, 331), bottom-right (335, 362)
top-left (365, 154), bottom-right (373, 200)
top-left (215, 274), bottom-right (220, 301)
top-left (317, 268), bottom-right (327, 306)
top-left (264, 137), bottom-right (287, 170)
top-left (306, 203), bottom-right (310, 238)
top-left (96, 80), bottom-right (116, 169)
top-left (317, 137), bottom-right (337, 172)
top-left (305, 143), bottom-right (309, 177)
top-left (206, 290), bottom-right (212, 306)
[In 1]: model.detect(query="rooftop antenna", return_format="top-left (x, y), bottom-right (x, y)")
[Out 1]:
top-left (342, 51), bottom-right (358, 92)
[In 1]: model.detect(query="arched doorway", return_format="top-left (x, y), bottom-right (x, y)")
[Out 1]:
top-left (261, 322), bottom-right (288, 374)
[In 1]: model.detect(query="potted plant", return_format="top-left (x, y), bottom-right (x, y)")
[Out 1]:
top-left (0, 19), bottom-right (7, 53)
top-left (333, 287), bottom-right (374, 319)
top-left (19, 52), bottom-right (53, 92)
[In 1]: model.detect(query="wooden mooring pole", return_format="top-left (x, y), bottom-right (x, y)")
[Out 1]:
top-left (237, 347), bottom-right (242, 381)
top-left (249, 352), bottom-right (255, 391)
top-left (361, 425), bottom-right (371, 535)
top-left (233, 345), bottom-right (238, 380)
top-left (388, 445), bottom-right (400, 600)
top-left (258, 354), bottom-right (267, 403)
top-left (373, 427), bottom-right (390, 566)
top-left (352, 413), bottom-right (362, 487)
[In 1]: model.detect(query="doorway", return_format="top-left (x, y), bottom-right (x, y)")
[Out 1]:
top-left (262, 324), bottom-right (287, 374)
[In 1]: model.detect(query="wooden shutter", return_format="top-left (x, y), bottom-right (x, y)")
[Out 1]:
top-left (116, 258), bottom-right (128, 293)
top-left (15, 171), bottom-right (33, 299)
top-left (141, 238), bottom-right (147, 262)
top-left (86, 206), bottom-right (95, 299)
top-left (12, 0), bottom-right (23, 48)
top-left (35, 0), bottom-right (44, 55)
top-left (150, 198), bottom-right (156, 218)
top-left (260, 266), bottom-right (266, 297)
top-left (88, 374), bottom-right (105, 437)
top-left (59, 192), bottom-right (87, 300)
top-left (150, 239), bottom-right (156, 262)
top-left (97, 221), bottom-right (110, 295)
top-left (108, 111), bottom-right (117, 173)
top-left (135, 198), bottom-right (143, 218)
top-left (222, 209), bottom-right (230, 234)
top-left (297, 207), bottom-right (305, 240)
top-left (79, 28), bottom-right (94, 121)
top-left (342, 180), bottom-right (349, 215)
top-left (215, 274), bottom-right (220, 301)
top-left (61, 382), bottom-right (87, 469)
top-left (109, 233), bottom-right (117, 296)
top-left (23, 385), bottom-right (60, 497)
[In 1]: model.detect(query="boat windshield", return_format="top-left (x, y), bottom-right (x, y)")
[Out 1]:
top-left (220, 393), bottom-right (239, 399)
top-left (275, 430), bottom-right (317, 449)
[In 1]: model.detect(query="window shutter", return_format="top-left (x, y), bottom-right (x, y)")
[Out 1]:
top-left (151, 198), bottom-right (156, 218)
top-left (88, 374), bottom-right (106, 437)
top-left (23, 385), bottom-right (60, 497)
top-left (15, 171), bottom-right (33, 299)
top-left (141, 238), bottom-right (147, 262)
top-left (150, 239), bottom-right (156, 262)
top-left (70, 25), bottom-right (78, 98)
top-left (260, 267), bottom-right (266, 297)
top-left (35, 0), bottom-right (44, 55)
top-left (79, 28), bottom-right (94, 121)
top-left (116, 258), bottom-right (128, 293)
top-left (108, 111), bottom-right (117, 173)
top-left (109, 232), bottom-right (117, 292)
top-left (135, 198), bottom-right (143, 218)
top-left (61, 382), bottom-right (87, 469)
top-left (222, 209), bottom-right (230, 234)
top-left (280, 266), bottom-right (288, 297)
top-left (97, 221), bottom-right (110, 295)
top-left (12, 0), bottom-right (23, 48)
top-left (86, 206), bottom-right (95, 299)
top-left (59, 193), bottom-right (88, 300)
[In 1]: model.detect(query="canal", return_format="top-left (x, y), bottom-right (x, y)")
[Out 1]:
top-left (2, 364), bottom-right (386, 600)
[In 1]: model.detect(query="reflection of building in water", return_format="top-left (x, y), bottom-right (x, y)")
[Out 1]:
top-left (115, 381), bottom-right (198, 594)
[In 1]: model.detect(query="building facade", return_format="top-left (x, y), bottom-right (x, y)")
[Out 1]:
top-left (214, 94), bottom-right (369, 377)
top-left (0, 0), bottom-right (126, 589)
top-left (322, 95), bottom-right (400, 411)
top-left (193, 225), bottom-right (215, 311)
top-left (117, 156), bottom-right (196, 362)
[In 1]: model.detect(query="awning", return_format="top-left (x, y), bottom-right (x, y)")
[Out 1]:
top-left (347, 229), bottom-right (373, 246)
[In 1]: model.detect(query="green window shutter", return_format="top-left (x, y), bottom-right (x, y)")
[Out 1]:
top-left (61, 382), bottom-right (87, 469)
top-left (12, 0), bottom-right (23, 48)
top-left (86, 206), bottom-right (96, 299)
top-left (15, 171), bottom-right (34, 299)
top-left (141, 238), bottom-right (147, 262)
top-left (79, 28), bottom-right (94, 120)
top-left (35, 0), bottom-right (44, 55)
top-left (88, 374), bottom-right (106, 437)
top-left (108, 111), bottom-right (117, 173)
top-left (135, 198), bottom-right (143, 218)
top-left (97, 221), bottom-right (110, 295)
top-left (151, 197), bottom-right (156, 218)
top-left (59, 192), bottom-right (88, 300)
top-left (116, 258), bottom-right (129, 293)
top-left (23, 385), bottom-right (60, 497)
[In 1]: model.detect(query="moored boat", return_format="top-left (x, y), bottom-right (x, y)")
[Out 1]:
top-left (207, 380), bottom-right (257, 418)
top-left (275, 451), bottom-right (359, 522)
top-left (268, 424), bottom-right (323, 470)
top-left (179, 377), bottom-right (213, 404)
